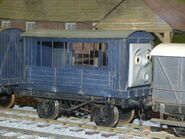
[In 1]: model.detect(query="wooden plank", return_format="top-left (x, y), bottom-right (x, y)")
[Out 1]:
top-left (164, 32), bottom-right (171, 43)
top-left (0, 0), bottom-right (122, 22)
top-left (97, 0), bottom-right (172, 33)
top-left (154, 32), bottom-right (164, 43)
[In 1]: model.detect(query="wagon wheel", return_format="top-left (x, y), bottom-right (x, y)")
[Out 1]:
top-left (0, 93), bottom-right (16, 109)
top-left (37, 99), bottom-right (60, 120)
top-left (93, 105), bottom-right (119, 127)
top-left (119, 109), bottom-right (135, 125)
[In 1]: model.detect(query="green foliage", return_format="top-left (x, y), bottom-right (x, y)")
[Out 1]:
top-left (153, 33), bottom-right (185, 45)
top-left (172, 33), bottom-right (185, 43)
top-left (177, 0), bottom-right (185, 2)
top-left (0, 0), bottom-right (4, 3)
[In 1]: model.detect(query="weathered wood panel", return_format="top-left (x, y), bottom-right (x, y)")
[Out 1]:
top-left (144, 0), bottom-right (185, 31)
top-left (0, 0), bottom-right (122, 22)
top-left (97, 0), bottom-right (172, 32)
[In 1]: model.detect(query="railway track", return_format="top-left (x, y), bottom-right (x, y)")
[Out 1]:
top-left (0, 108), bottom-right (183, 139)
top-left (0, 125), bottom-right (81, 139)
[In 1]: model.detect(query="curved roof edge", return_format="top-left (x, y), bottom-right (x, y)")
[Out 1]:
top-left (150, 43), bottom-right (185, 57)
top-left (0, 28), bottom-right (24, 32)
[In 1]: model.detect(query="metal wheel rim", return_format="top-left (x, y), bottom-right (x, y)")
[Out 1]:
top-left (119, 109), bottom-right (135, 125)
top-left (37, 100), bottom-right (60, 120)
top-left (94, 105), bottom-right (119, 127)
top-left (0, 93), bottom-right (16, 109)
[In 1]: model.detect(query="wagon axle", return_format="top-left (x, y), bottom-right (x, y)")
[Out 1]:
top-left (36, 98), bottom-right (135, 127)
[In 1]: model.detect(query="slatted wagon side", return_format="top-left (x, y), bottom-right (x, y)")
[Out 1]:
top-left (0, 28), bottom-right (23, 108)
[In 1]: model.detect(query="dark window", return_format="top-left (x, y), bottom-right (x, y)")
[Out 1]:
top-left (36, 41), bottom-right (69, 67)
top-left (42, 41), bottom-right (52, 67)
top-left (72, 42), bottom-right (108, 67)
top-left (35, 41), bottom-right (108, 68)
top-left (53, 42), bottom-right (69, 67)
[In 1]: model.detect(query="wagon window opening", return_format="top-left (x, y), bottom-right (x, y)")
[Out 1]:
top-left (72, 42), bottom-right (108, 67)
top-left (36, 41), bottom-right (69, 67)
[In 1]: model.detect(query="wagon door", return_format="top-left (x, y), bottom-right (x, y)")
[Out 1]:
top-left (0, 29), bottom-right (23, 85)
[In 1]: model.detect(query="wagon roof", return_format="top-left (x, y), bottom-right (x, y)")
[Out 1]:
top-left (96, 0), bottom-right (172, 32)
top-left (144, 0), bottom-right (185, 32)
top-left (0, 0), bottom-right (122, 22)
top-left (21, 29), bottom-right (135, 39)
top-left (150, 43), bottom-right (185, 57)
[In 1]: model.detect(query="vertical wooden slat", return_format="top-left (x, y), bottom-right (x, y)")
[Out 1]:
top-left (154, 32), bottom-right (164, 43)
top-left (164, 31), bottom-right (171, 43)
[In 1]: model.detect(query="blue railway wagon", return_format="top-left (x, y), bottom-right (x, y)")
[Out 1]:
top-left (0, 30), bottom-right (153, 127)
top-left (0, 28), bottom-right (23, 108)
